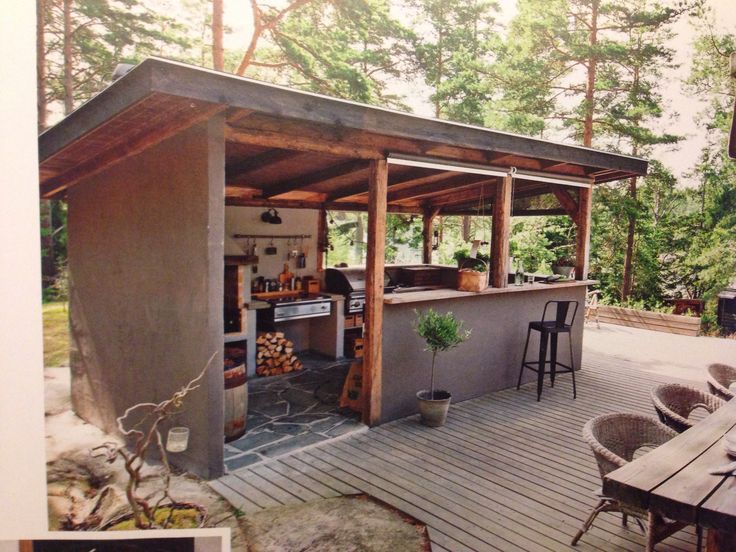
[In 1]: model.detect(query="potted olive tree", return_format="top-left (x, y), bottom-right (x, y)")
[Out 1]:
top-left (415, 309), bottom-right (470, 427)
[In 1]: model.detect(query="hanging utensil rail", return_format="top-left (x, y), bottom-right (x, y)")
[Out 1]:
top-left (233, 234), bottom-right (311, 239)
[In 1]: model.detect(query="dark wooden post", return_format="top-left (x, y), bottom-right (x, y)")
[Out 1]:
top-left (575, 187), bottom-right (592, 280)
top-left (422, 207), bottom-right (439, 264)
top-left (317, 208), bottom-right (327, 273)
top-left (363, 159), bottom-right (388, 426)
top-left (491, 175), bottom-right (512, 288)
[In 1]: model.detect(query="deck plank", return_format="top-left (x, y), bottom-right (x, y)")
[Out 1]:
top-left (216, 343), bottom-right (702, 551)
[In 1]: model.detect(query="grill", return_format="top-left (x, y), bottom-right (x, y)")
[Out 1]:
top-left (717, 283), bottom-right (736, 332)
top-left (324, 267), bottom-right (396, 314)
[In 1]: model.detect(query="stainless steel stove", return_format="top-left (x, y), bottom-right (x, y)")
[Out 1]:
top-left (262, 293), bottom-right (332, 324)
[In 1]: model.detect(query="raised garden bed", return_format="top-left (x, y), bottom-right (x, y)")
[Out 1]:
top-left (597, 305), bottom-right (701, 336)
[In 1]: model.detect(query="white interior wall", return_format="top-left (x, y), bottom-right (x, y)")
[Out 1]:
top-left (225, 206), bottom-right (320, 283)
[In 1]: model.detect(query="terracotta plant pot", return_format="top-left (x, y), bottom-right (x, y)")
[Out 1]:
top-left (416, 390), bottom-right (452, 427)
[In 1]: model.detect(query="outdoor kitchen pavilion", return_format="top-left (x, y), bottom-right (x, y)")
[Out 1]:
top-left (38, 57), bottom-right (647, 479)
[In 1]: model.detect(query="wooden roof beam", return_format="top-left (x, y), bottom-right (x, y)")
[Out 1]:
top-left (549, 184), bottom-right (580, 223)
top-left (225, 196), bottom-right (420, 214)
top-left (261, 159), bottom-right (368, 198)
top-left (427, 182), bottom-right (498, 209)
top-left (225, 123), bottom-right (382, 160)
top-left (326, 167), bottom-right (442, 201)
top-left (226, 148), bottom-right (307, 185)
top-left (41, 102), bottom-right (227, 198)
top-left (387, 174), bottom-right (493, 203)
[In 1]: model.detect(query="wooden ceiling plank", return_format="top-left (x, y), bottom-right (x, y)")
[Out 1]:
top-left (328, 168), bottom-right (450, 202)
top-left (227, 148), bottom-right (307, 185)
top-left (261, 159), bottom-right (368, 198)
top-left (41, 103), bottom-right (227, 198)
top-left (225, 124), bottom-right (382, 160)
top-left (225, 195), bottom-right (420, 213)
top-left (388, 174), bottom-right (495, 203)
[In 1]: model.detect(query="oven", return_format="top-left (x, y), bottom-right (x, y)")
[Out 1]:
top-left (259, 294), bottom-right (332, 328)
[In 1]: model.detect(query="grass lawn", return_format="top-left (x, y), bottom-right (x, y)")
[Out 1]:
top-left (43, 301), bottom-right (69, 367)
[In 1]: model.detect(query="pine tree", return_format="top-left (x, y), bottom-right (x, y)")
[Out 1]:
top-left (264, 0), bottom-right (416, 108)
top-left (411, 0), bottom-right (499, 124)
top-left (683, 26), bottom-right (736, 312)
top-left (488, 0), bottom-right (691, 301)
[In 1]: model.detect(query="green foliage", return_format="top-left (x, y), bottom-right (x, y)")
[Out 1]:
top-left (265, 0), bottom-right (416, 108)
top-left (325, 211), bottom-right (423, 266)
top-left (415, 309), bottom-right (470, 354)
top-left (410, 0), bottom-right (500, 122)
top-left (41, 0), bottom-right (192, 112)
top-left (414, 308), bottom-right (470, 396)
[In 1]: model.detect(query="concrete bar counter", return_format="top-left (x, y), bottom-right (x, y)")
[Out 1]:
top-left (379, 280), bottom-right (594, 423)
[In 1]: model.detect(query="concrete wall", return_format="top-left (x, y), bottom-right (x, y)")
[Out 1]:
top-left (67, 117), bottom-right (225, 479)
top-left (380, 285), bottom-right (586, 423)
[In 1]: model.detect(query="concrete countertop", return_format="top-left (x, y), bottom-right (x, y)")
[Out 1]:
top-left (383, 280), bottom-right (597, 305)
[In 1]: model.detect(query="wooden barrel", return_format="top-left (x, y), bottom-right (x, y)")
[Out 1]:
top-left (224, 348), bottom-right (247, 442)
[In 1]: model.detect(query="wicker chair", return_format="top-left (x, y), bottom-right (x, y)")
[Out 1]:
top-left (651, 383), bottom-right (726, 433)
top-left (706, 363), bottom-right (736, 401)
top-left (571, 413), bottom-right (691, 551)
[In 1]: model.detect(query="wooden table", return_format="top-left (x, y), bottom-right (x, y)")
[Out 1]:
top-left (603, 399), bottom-right (736, 551)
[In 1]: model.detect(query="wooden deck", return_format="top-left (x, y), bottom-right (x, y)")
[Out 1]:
top-left (211, 346), bottom-right (703, 551)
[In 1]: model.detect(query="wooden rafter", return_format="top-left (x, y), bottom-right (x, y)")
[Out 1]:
top-left (226, 148), bottom-right (307, 185)
top-left (224, 195), bottom-right (420, 214)
top-left (325, 167), bottom-right (436, 201)
top-left (42, 102), bottom-right (227, 198)
top-left (388, 173), bottom-right (493, 203)
top-left (427, 180), bottom-right (498, 209)
top-left (261, 159), bottom-right (367, 198)
top-left (549, 184), bottom-right (580, 223)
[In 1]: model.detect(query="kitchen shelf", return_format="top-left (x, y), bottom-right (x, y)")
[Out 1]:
top-left (224, 332), bottom-right (248, 343)
top-left (225, 255), bottom-right (259, 266)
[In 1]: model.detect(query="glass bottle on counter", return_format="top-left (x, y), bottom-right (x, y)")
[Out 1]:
top-left (515, 259), bottom-right (525, 286)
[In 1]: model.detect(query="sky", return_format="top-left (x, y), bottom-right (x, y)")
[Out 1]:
top-left (215, 0), bottom-right (736, 185)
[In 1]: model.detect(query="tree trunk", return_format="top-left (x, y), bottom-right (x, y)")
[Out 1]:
top-left (39, 200), bottom-right (56, 288)
top-left (622, 64), bottom-right (641, 302)
top-left (37, 0), bottom-right (47, 130)
top-left (582, 0), bottom-right (599, 148)
top-left (622, 176), bottom-right (637, 301)
top-left (212, 0), bottom-right (224, 70)
top-left (63, 0), bottom-right (74, 115)
top-left (462, 215), bottom-right (471, 242)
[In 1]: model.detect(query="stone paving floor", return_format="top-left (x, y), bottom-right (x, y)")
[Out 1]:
top-left (224, 354), bottom-right (364, 472)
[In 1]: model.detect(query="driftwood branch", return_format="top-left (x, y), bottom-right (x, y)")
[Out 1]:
top-left (83, 352), bottom-right (217, 529)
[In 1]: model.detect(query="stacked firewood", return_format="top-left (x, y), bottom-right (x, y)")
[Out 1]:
top-left (255, 332), bottom-right (303, 376)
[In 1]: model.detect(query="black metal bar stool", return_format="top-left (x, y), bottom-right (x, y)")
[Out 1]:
top-left (517, 300), bottom-right (579, 401)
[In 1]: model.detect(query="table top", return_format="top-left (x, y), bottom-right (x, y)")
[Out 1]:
top-left (603, 398), bottom-right (736, 532)
top-left (383, 279), bottom-right (596, 305)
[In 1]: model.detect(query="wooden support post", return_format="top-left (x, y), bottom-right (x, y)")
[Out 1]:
top-left (575, 187), bottom-right (593, 280)
top-left (490, 175), bottom-right (512, 288)
top-left (317, 208), bottom-right (327, 273)
top-left (363, 159), bottom-right (388, 426)
top-left (422, 207), bottom-right (439, 264)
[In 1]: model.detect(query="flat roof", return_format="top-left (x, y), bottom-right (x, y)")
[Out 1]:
top-left (38, 57), bottom-right (648, 214)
